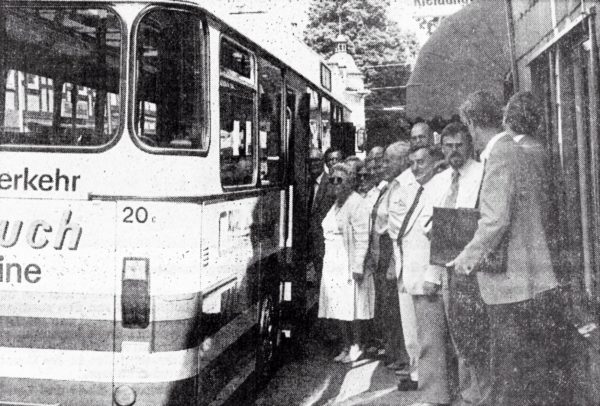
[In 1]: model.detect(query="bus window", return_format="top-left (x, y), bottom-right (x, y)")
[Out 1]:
top-left (221, 38), bottom-right (254, 85)
top-left (258, 58), bottom-right (283, 185)
top-left (321, 97), bottom-right (331, 151)
top-left (0, 8), bottom-right (121, 147)
top-left (134, 9), bottom-right (206, 151)
top-left (220, 40), bottom-right (256, 187)
top-left (308, 88), bottom-right (320, 149)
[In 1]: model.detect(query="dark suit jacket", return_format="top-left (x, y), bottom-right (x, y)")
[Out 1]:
top-left (308, 172), bottom-right (336, 261)
top-left (456, 134), bottom-right (558, 305)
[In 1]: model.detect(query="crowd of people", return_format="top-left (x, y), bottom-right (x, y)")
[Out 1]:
top-left (305, 90), bottom-right (574, 406)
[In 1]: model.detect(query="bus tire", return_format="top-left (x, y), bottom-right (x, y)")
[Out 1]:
top-left (256, 283), bottom-right (282, 384)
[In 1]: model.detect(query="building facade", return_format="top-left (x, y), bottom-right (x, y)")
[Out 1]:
top-left (507, 1), bottom-right (600, 402)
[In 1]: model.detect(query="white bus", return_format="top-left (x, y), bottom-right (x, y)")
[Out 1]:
top-left (0, 1), bottom-right (361, 405)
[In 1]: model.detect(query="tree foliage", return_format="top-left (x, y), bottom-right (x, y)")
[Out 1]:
top-left (304, 0), bottom-right (418, 83)
top-left (304, 0), bottom-right (419, 147)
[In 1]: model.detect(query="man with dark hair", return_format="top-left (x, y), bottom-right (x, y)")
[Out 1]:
top-left (389, 145), bottom-right (455, 405)
top-left (410, 122), bottom-right (434, 148)
top-left (450, 90), bottom-right (562, 405)
top-left (307, 148), bottom-right (336, 283)
top-left (426, 121), bottom-right (489, 405)
top-left (323, 148), bottom-right (343, 174)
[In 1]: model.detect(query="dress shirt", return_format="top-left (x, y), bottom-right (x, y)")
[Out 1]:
top-left (387, 168), bottom-right (419, 240)
top-left (364, 182), bottom-right (385, 210)
top-left (433, 159), bottom-right (484, 209)
top-left (421, 159), bottom-right (484, 284)
top-left (374, 180), bottom-right (393, 235)
top-left (479, 131), bottom-right (507, 162)
top-left (312, 172), bottom-right (324, 210)
top-left (513, 134), bottom-right (525, 143)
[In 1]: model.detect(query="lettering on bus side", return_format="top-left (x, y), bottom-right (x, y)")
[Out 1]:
top-left (0, 168), bottom-right (81, 192)
top-left (0, 210), bottom-right (83, 284)
top-left (0, 210), bottom-right (82, 250)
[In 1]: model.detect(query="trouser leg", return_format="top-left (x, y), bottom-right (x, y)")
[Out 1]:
top-left (413, 295), bottom-right (452, 405)
top-left (383, 277), bottom-right (405, 363)
top-left (398, 289), bottom-right (419, 377)
top-left (443, 271), bottom-right (491, 405)
top-left (485, 300), bottom-right (531, 406)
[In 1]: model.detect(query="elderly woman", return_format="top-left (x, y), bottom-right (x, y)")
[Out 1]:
top-left (318, 162), bottom-right (375, 363)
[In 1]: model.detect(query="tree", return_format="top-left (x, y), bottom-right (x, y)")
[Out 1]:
top-left (304, 0), bottom-right (419, 147)
top-left (304, 0), bottom-right (417, 75)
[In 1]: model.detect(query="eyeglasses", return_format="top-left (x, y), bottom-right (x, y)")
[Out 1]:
top-left (357, 172), bottom-right (369, 178)
top-left (329, 177), bottom-right (344, 185)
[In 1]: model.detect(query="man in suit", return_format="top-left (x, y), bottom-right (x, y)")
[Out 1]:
top-left (389, 145), bottom-right (454, 406)
top-left (450, 91), bottom-right (562, 405)
top-left (307, 148), bottom-right (336, 283)
top-left (323, 148), bottom-right (343, 175)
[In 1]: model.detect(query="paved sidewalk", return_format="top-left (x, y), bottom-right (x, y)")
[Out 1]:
top-left (255, 337), bottom-right (420, 406)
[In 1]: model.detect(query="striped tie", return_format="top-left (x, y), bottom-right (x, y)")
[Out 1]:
top-left (444, 170), bottom-right (460, 208)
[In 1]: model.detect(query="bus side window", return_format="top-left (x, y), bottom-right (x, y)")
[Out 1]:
top-left (308, 88), bottom-right (321, 150)
top-left (220, 40), bottom-right (256, 187)
top-left (257, 58), bottom-right (283, 185)
top-left (220, 82), bottom-right (255, 187)
top-left (134, 9), bottom-right (206, 151)
top-left (321, 97), bottom-right (331, 151)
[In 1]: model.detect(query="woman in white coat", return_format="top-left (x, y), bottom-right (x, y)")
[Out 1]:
top-left (318, 162), bottom-right (375, 363)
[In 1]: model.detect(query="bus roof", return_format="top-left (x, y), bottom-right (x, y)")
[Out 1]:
top-left (3, 0), bottom-right (352, 111)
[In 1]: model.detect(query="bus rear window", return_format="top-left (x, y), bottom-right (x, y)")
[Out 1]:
top-left (134, 9), bottom-right (207, 151)
top-left (0, 8), bottom-right (122, 147)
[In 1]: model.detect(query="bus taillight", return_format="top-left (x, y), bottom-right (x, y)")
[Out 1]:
top-left (121, 258), bottom-right (150, 329)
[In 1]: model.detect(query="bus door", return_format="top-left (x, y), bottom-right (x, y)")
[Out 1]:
top-left (280, 73), bottom-right (312, 339)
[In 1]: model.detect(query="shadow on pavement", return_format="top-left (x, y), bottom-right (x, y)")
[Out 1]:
top-left (255, 333), bottom-right (420, 406)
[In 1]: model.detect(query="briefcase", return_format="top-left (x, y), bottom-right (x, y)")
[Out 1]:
top-left (430, 207), bottom-right (507, 273)
top-left (430, 207), bottom-right (479, 266)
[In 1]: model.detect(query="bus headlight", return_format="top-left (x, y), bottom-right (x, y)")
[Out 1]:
top-left (114, 384), bottom-right (137, 406)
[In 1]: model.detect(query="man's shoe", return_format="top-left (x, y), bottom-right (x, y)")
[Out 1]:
top-left (333, 350), bottom-right (349, 362)
top-left (397, 378), bottom-right (418, 391)
top-left (342, 344), bottom-right (363, 363)
top-left (394, 366), bottom-right (411, 377)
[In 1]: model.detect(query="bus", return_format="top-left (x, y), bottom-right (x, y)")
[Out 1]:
top-left (0, 1), bottom-right (362, 405)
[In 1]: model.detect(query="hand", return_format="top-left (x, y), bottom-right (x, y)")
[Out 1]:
top-left (386, 266), bottom-right (396, 280)
top-left (422, 281), bottom-right (440, 296)
top-left (447, 256), bottom-right (476, 275)
top-left (385, 260), bottom-right (396, 280)
top-left (352, 272), bottom-right (364, 282)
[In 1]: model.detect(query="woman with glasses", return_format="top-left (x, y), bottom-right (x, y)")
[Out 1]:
top-left (317, 162), bottom-right (375, 363)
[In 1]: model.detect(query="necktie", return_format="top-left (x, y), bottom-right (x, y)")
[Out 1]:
top-left (371, 184), bottom-right (389, 228)
top-left (397, 185), bottom-right (424, 241)
top-left (444, 170), bottom-right (460, 208)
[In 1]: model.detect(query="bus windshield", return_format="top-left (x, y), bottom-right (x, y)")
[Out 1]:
top-left (0, 7), bottom-right (122, 147)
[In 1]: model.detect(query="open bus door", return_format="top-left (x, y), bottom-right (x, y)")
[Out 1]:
top-left (331, 122), bottom-right (357, 158)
